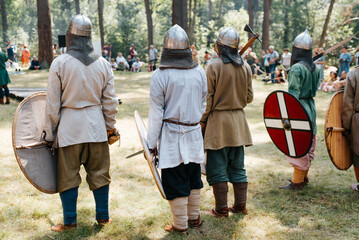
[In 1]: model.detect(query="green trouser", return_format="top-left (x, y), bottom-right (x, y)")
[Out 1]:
top-left (206, 146), bottom-right (247, 186)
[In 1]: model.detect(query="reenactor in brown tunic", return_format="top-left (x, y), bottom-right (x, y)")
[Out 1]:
top-left (342, 66), bottom-right (359, 191)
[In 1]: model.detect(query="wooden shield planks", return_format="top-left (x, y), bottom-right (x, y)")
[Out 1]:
top-left (134, 111), bottom-right (166, 199)
top-left (12, 92), bottom-right (58, 194)
top-left (325, 91), bottom-right (352, 170)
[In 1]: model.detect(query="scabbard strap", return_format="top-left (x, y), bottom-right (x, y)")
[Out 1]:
top-left (163, 119), bottom-right (199, 126)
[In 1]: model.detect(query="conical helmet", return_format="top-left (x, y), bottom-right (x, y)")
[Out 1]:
top-left (163, 24), bottom-right (189, 50)
top-left (68, 14), bottom-right (92, 37)
top-left (292, 29), bottom-right (312, 50)
top-left (216, 27), bottom-right (240, 49)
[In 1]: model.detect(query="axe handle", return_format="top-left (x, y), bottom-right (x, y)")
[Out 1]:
top-left (239, 36), bottom-right (257, 56)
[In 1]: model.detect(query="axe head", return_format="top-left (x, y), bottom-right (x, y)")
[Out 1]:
top-left (244, 24), bottom-right (255, 34)
top-left (243, 24), bottom-right (262, 43)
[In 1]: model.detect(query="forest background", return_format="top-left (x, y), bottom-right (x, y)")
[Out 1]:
top-left (0, 0), bottom-right (358, 68)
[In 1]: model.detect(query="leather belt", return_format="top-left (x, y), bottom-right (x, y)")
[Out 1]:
top-left (163, 119), bottom-right (199, 126)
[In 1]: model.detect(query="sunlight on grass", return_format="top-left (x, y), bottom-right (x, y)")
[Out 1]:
top-left (1, 69), bottom-right (359, 239)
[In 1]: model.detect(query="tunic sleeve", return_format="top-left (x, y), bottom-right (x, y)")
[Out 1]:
top-left (147, 72), bottom-right (165, 149)
top-left (201, 68), bottom-right (208, 115)
top-left (342, 74), bottom-right (355, 131)
top-left (288, 66), bottom-right (302, 98)
top-left (102, 67), bottom-right (118, 131)
top-left (246, 65), bottom-right (253, 103)
top-left (44, 66), bottom-right (62, 142)
top-left (200, 64), bottom-right (215, 124)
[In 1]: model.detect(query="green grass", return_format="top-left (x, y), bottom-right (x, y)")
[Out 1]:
top-left (1, 69), bottom-right (359, 239)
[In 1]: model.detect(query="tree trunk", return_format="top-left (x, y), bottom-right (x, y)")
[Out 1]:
top-left (144, 0), bottom-right (153, 47)
top-left (188, 0), bottom-right (192, 41)
top-left (190, 0), bottom-right (197, 44)
top-left (217, 0), bottom-right (224, 29)
top-left (262, 0), bottom-right (271, 50)
top-left (319, 0), bottom-right (335, 47)
top-left (98, 0), bottom-right (104, 49)
top-left (283, 0), bottom-right (290, 46)
top-left (172, 0), bottom-right (188, 33)
top-left (0, 0), bottom-right (8, 42)
top-left (208, 0), bottom-right (212, 21)
top-left (74, 0), bottom-right (80, 14)
top-left (248, 0), bottom-right (254, 40)
top-left (37, 0), bottom-right (53, 68)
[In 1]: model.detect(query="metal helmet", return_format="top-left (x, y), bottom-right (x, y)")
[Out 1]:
top-left (216, 27), bottom-right (240, 49)
top-left (292, 29), bottom-right (312, 50)
top-left (67, 14), bottom-right (92, 37)
top-left (163, 24), bottom-right (189, 50)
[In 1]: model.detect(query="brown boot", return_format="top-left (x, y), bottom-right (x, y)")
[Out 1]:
top-left (0, 98), bottom-right (3, 104)
top-left (51, 223), bottom-right (77, 232)
top-left (229, 182), bottom-right (248, 214)
top-left (97, 218), bottom-right (112, 226)
top-left (188, 216), bottom-right (203, 229)
top-left (5, 97), bottom-right (10, 104)
top-left (204, 182), bottom-right (229, 218)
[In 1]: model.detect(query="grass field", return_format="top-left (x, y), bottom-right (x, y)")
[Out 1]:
top-left (1, 69), bottom-right (359, 240)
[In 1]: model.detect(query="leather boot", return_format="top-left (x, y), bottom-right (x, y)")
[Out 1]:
top-left (204, 182), bottom-right (229, 217)
top-left (5, 97), bottom-right (10, 104)
top-left (0, 98), bottom-right (3, 104)
top-left (229, 182), bottom-right (248, 214)
top-left (166, 197), bottom-right (188, 232)
top-left (279, 182), bottom-right (305, 190)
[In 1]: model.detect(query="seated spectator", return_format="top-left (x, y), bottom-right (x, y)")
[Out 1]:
top-left (274, 68), bottom-right (285, 84)
top-left (131, 58), bottom-right (142, 72)
top-left (330, 71), bottom-right (347, 92)
top-left (29, 56), bottom-right (42, 70)
top-left (253, 58), bottom-right (264, 77)
top-left (110, 58), bottom-right (120, 71)
top-left (127, 55), bottom-right (134, 70)
top-left (116, 52), bottom-right (129, 71)
top-left (320, 71), bottom-right (338, 91)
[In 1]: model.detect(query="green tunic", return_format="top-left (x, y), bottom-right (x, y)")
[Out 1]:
top-left (288, 63), bottom-right (320, 134)
top-left (0, 52), bottom-right (10, 86)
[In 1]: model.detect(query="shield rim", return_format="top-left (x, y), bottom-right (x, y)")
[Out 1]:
top-left (12, 91), bottom-right (57, 194)
top-left (324, 91), bottom-right (352, 170)
top-left (263, 90), bottom-right (314, 158)
top-left (134, 110), bottom-right (166, 199)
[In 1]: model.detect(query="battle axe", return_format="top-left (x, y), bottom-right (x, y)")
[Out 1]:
top-left (239, 24), bottom-right (262, 56)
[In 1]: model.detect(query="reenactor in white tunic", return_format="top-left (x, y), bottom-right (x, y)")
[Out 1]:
top-left (147, 25), bottom-right (207, 232)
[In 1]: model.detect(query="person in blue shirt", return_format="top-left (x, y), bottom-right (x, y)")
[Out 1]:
top-left (29, 56), bottom-right (42, 70)
top-left (6, 40), bottom-right (17, 63)
top-left (338, 46), bottom-right (352, 77)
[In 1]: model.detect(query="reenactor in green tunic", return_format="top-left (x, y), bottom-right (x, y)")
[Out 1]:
top-left (0, 51), bottom-right (11, 104)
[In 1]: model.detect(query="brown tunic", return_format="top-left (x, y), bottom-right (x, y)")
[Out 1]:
top-left (200, 58), bottom-right (253, 150)
top-left (342, 66), bottom-right (359, 155)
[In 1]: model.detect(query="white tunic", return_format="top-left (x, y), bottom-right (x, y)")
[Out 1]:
top-left (44, 54), bottom-right (118, 147)
top-left (147, 66), bottom-right (207, 169)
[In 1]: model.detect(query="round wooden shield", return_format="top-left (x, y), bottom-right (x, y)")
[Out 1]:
top-left (134, 111), bottom-right (166, 199)
top-left (12, 92), bottom-right (58, 194)
top-left (324, 91), bottom-right (352, 170)
top-left (263, 90), bottom-right (313, 158)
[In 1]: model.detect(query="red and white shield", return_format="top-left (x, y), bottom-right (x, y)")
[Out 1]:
top-left (263, 90), bottom-right (313, 158)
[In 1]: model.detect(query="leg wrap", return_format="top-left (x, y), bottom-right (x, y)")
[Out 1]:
top-left (232, 182), bottom-right (247, 206)
top-left (187, 189), bottom-right (201, 220)
top-left (212, 182), bottom-right (228, 211)
top-left (93, 184), bottom-right (110, 221)
top-left (59, 187), bottom-right (78, 225)
top-left (292, 167), bottom-right (305, 184)
top-left (168, 197), bottom-right (188, 230)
